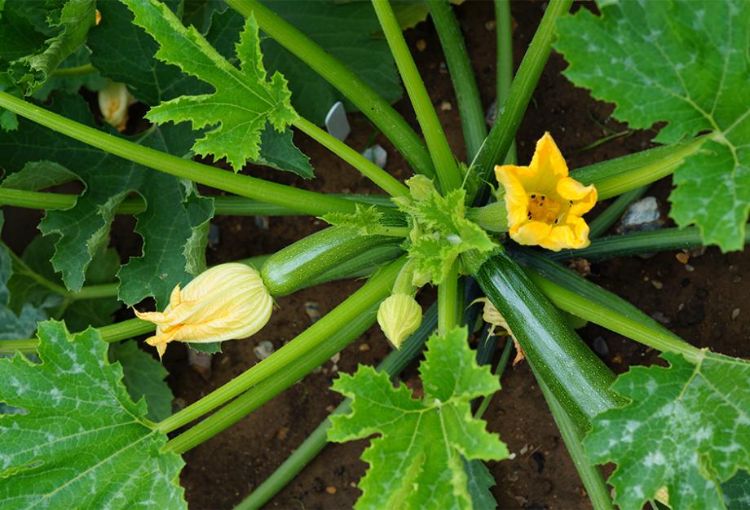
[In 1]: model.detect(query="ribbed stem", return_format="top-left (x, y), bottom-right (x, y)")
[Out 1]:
top-left (0, 92), bottom-right (360, 217)
top-left (226, 0), bottom-right (435, 178)
top-left (494, 0), bottom-right (517, 164)
top-left (428, 0), bottom-right (487, 160)
top-left (372, 0), bottom-right (463, 192)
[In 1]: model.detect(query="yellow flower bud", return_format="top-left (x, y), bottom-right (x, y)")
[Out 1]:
top-left (134, 263), bottom-right (273, 358)
top-left (377, 293), bottom-right (422, 349)
top-left (98, 81), bottom-right (135, 132)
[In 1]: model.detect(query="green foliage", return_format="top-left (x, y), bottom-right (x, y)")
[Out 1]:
top-left (0, 321), bottom-right (185, 508)
top-left (0, 94), bottom-right (214, 307)
top-left (585, 351), bottom-right (750, 510)
top-left (323, 205), bottom-right (391, 236)
top-left (394, 175), bottom-right (496, 286)
top-left (0, 0), bottom-right (96, 95)
top-left (123, 0), bottom-right (297, 171)
top-left (259, 0), bottom-right (402, 124)
top-left (329, 327), bottom-right (508, 509)
top-left (110, 340), bottom-right (174, 422)
top-left (556, 0), bottom-right (750, 251)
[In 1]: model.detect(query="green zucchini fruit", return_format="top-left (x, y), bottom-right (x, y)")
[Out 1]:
top-left (261, 226), bottom-right (398, 296)
top-left (475, 251), bottom-right (623, 427)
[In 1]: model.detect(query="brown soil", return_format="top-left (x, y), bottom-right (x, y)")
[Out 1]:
top-left (3, 1), bottom-right (749, 510)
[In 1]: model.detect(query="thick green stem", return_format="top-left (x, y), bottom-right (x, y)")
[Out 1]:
top-left (50, 63), bottom-right (96, 77)
top-left (517, 250), bottom-right (701, 362)
top-left (494, 0), bottom-right (517, 165)
top-left (293, 117), bottom-right (408, 197)
top-left (549, 225), bottom-right (750, 262)
top-left (234, 304), bottom-right (437, 510)
top-left (468, 0), bottom-right (572, 203)
top-left (0, 188), bottom-right (395, 216)
top-left (537, 376), bottom-right (615, 510)
top-left (428, 0), bottom-right (487, 160)
top-left (437, 262), bottom-right (460, 333)
top-left (474, 336), bottom-right (513, 419)
top-left (0, 92), bottom-right (360, 217)
top-left (372, 0), bottom-right (463, 192)
top-left (227, 0), bottom-right (435, 179)
top-left (0, 317), bottom-right (154, 354)
top-left (157, 257), bottom-right (405, 434)
top-left (68, 283), bottom-right (118, 301)
top-left (588, 186), bottom-right (648, 239)
top-left (572, 137), bottom-right (705, 200)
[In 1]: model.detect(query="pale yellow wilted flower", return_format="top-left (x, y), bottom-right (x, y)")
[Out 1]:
top-left (98, 81), bottom-right (135, 132)
top-left (134, 263), bottom-right (273, 358)
top-left (377, 293), bottom-right (422, 349)
top-left (473, 297), bottom-right (525, 365)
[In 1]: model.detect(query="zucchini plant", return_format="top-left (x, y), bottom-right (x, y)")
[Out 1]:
top-left (0, 0), bottom-right (748, 509)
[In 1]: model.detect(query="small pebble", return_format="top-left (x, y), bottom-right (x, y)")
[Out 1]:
top-left (416, 39), bottom-right (427, 51)
top-left (612, 354), bottom-right (623, 364)
top-left (253, 340), bottom-right (275, 360)
top-left (304, 301), bottom-right (321, 322)
top-left (326, 486), bottom-right (337, 495)
top-left (254, 216), bottom-right (269, 230)
top-left (188, 349), bottom-right (212, 380)
top-left (361, 144), bottom-right (388, 168)
top-left (358, 343), bottom-right (371, 352)
top-left (324, 101), bottom-right (351, 141)
top-left (617, 197), bottom-right (664, 233)
top-left (651, 311), bottom-right (671, 325)
top-left (733, 276), bottom-right (742, 284)
top-left (439, 61), bottom-right (447, 74)
top-left (592, 336), bottom-right (609, 357)
top-left (485, 20), bottom-right (496, 30)
top-left (684, 264), bottom-right (695, 272)
top-left (651, 280), bottom-right (663, 290)
top-left (675, 252), bottom-right (690, 264)
top-left (276, 426), bottom-right (289, 441)
top-left (440, 100), bottom-right (452, 111)
top-left (732, 308), bottom-right (740, 320)
top-left (325, 404), bottom-right (335, 413)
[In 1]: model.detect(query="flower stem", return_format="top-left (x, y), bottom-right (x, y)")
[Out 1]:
top-left (157, 257), bottom-right (406, 435)
top-left (428, 0), bottom-right (487, 160)
top-left (517, 250), bottom-right (702, 363)
top-left (372, 0), bottom-right (463, 192)
top-left (50, 63), bottom-right (96, 77)
top-left (293, 117), bottom-right (408, 197)
top-left (0, 318), bottom-right (154, 355)
top-left (474, 335), bottom-right (513, 419)
top-left (226, 0), bottom-right (435, 179)
top-left (0, 91), bottom-right (359, 217)
top-left (234, 304), bottom-right (437, 509)
top-left (494, 0), bottom-right (517, 165)
top-left (468, 0), bottom-right (573, 203)
top-left (437, 262), bottom-right (461, 334)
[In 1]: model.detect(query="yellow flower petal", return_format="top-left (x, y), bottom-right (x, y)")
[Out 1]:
top-left (134, 263), bottom-right (273, 358)
top-left (494, 132), bottom-right (597, 251)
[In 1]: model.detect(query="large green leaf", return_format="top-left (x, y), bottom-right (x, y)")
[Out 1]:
top-left (123, 0), bottom-right (297, 171)
top-left (2, 0), bottom-right (96, 95)
top-left (110, 340), bottom-right (174, 422)
top-left (0, 321), bottom-right (185, 508)
top-left (329, 327), bottom-right (508, 509)
top-left (555, 0), bottom-right (750, 251)
top-left (259, 0), bottom-right (402, 124)
top-left (0, 94), bottom-right (214, 307)
top-left (584, 352), bottom-right (750, 510)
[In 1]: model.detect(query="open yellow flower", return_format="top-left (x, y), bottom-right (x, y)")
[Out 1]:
top-left (495, 132), bottom-right (597, 251)
top-left (134, 263), bottom-right (273, 358)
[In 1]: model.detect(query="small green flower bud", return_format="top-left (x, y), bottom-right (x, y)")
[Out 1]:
top-left (377, 293), bottom-right (422, 349)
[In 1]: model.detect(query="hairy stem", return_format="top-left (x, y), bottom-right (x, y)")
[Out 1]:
top-left (428, 0), bottom-right (487, 160)
top-left (0, 92), bottom-right (362, 217)
top-left (227, 0), bottom-right (435, 178)
top-left (372, 0), bottom-right (463, 192)
top-left (494, 0), bottom-right (517, 164)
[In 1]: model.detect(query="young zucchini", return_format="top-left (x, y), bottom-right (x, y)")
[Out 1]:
top-left (261, 226), bottom-right (399, 296)
top-left (475, 251), bottom-right (623, 428)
